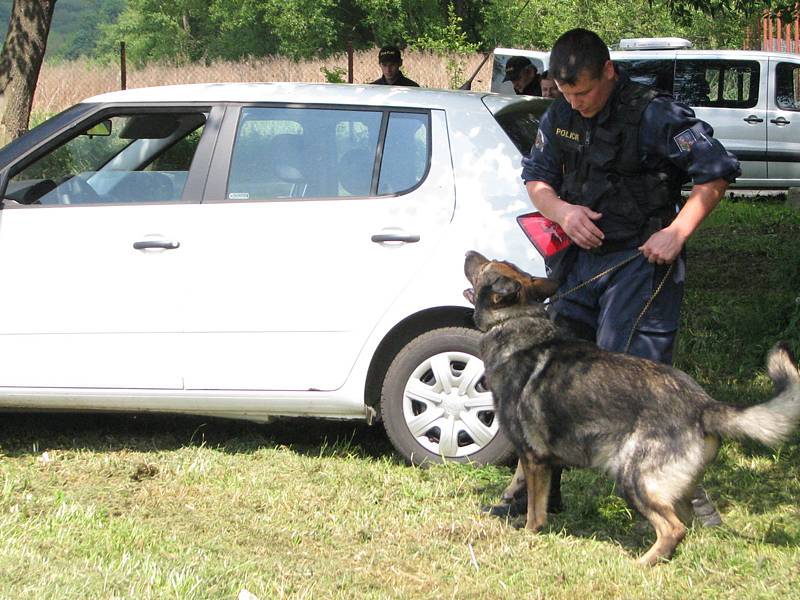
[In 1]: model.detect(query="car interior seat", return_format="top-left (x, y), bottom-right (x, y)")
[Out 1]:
top-left (110, 171), bottom-right (176, 202)
top-left (337, 148), bottom-right (375, 196)
top-left (270, 133), bottom-right (309, 197)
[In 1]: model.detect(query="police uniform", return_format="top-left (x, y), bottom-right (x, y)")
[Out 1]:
top-left (370, 73), bottom-right (420, 87)
top-left (521, 69), bottom-right (740, 364)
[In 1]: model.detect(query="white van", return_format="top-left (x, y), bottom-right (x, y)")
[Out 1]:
top-left (493, 39), bottom-right (800, 188)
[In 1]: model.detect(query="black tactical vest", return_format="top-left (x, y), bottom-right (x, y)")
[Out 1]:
top-left (553, 80), bottom-right (684, 246)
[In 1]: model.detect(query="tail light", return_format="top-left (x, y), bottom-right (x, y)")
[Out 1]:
top-left (516, 212), bottom-right (572, 258)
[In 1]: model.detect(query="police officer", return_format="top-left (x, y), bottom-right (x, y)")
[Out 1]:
top-left (370, 45), bottom-right (420, 87)
top-left (488, 28), bottom-right (740, 525)
top-left (503, 56), bottom-right (541, 96)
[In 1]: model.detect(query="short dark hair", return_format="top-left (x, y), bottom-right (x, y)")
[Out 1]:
top-left (548, 28), bottom-right (610, 85)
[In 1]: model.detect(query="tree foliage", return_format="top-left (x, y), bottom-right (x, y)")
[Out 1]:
top-left (1, 0), bottom-right (781, 69)
top-left (479, 0), bottom-right (761, 51)
top-left (414, 3), bottom-right (478, 88)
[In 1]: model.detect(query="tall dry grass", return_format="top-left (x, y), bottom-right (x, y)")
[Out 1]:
top-left (33, 49), bottom-right (494, 115)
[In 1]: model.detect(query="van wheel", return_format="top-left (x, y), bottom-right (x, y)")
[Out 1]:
top-left (380, 327), bottom-right (514, 466)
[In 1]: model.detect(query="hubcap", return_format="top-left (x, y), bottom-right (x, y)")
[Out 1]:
top-left (401, 351), bottom-right (497, 458)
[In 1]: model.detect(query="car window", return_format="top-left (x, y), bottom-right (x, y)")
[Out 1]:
top-left (227, 107), bottom-right (429, 200)
top-left (776, 62), bottom-right (800, 110)
top-left (616, 59), bottom-right (675, 92)
top-left (377, 112), bottom-right (429, 195)
top-left (674, 60), bottom-right (759, 108)
top-left (7, 111), bottom-right (206, 206)
top-left (491, 101), bottom-right (546, 155)
top-left (228, 107), bottom-right (382, 200)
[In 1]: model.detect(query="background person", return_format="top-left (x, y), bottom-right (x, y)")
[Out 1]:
top-left (370, 45), bottom-right (419, 87)
top-left (539, 70), bottom-right (562, 99)
top-left (503, 56), bottom-right (541, 96)
top-left (488, 28), bottom-right (740, 526)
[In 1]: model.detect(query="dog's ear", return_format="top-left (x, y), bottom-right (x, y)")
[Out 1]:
top-left (464, 251), bottom-right (489, 284)
top-left (530, 277), bottom-right (560, 301)
top-left (489, 275), bottom-right (521, 305)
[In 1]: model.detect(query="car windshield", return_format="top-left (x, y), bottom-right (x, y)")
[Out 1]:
top-left (0, 103), bottom-right (95, 168)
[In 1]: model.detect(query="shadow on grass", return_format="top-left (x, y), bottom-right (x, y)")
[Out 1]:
top-left (481, 452), bottom-right (800, 557)
top-left (0, 410), bottom-right (397, 462)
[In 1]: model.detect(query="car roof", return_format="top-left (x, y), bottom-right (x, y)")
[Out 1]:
top-left (84, 82), bottom-right (512, 111)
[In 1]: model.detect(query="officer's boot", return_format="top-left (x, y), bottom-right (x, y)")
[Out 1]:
top-left (691, 484), bottom-right (722, 527)
top-left (483, 464), bottom-right (563, 518)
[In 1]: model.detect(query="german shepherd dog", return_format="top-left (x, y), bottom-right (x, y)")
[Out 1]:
top-left (463, 251), bottom-right (800, 565)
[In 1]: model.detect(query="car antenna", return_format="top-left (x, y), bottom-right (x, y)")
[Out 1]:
top-left (459, 0), bottom-right (533, 91)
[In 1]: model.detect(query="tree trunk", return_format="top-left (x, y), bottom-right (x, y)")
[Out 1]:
top-left (0, 0), bottom-right (58, 145)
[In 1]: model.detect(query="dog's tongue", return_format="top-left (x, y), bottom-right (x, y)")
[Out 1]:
top-left (463, 288), bottom-right (475, 305)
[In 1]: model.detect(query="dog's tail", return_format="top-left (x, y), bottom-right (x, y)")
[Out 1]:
top-left (703, 342), bottom-right (800, 447)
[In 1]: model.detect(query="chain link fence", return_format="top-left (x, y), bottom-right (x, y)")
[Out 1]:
top-left (32, 48), bottom-right (495, 117)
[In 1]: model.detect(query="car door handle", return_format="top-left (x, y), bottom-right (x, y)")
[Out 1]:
top-left (770, 117), bottom-right (791, 126)
top-left (743, 115), bottom-right (764, 124)
top-left (133, 240), bottom-right (180, 250)
top-left (371, 233), bottom-right (420, 243)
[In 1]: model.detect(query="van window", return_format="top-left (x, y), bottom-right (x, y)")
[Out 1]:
top-left (776, 62), bottom-right (800, 110)
top-left (492, 54), bottom-right (547, 93)
top-left (616, 59), bottom-right (674, 92)
top-left (674, 60), bottom-right (759, 108)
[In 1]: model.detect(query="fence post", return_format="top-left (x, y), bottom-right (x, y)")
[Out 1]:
top-left (120, 41), bottom-right (127, 90)
top-left (347, 41), bottom-right (354, 83)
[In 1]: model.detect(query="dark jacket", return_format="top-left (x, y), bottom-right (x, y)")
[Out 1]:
top-left (370, 72), bottom-right (420, 87)
top-left (519, 77), bottom-right (541, 96)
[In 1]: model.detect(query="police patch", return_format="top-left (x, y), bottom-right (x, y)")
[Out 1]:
top-left (535, 128), bottom-right (545, 152)
top-left (673, 128), bottom-right (697, 153)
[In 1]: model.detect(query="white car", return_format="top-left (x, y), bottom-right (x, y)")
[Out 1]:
top-left (0, 83), bottom-right (549, 465)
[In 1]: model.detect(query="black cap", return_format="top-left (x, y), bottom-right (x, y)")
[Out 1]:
top-left (378, 45), bottom-right (402, 64)
top-left (503, 56), bottom-right (535, 82)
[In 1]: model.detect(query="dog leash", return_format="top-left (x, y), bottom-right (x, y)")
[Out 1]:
top-left (549, 250), bottom-right (674, 353)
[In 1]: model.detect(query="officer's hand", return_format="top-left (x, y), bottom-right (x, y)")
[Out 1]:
top-left (639, 228), bottom-right (683, 264)
top-left (560, 205), bottom-right (603, 250)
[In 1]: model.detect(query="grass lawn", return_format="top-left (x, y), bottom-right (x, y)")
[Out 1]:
top-left (1, 196), bottom-right (799, 599)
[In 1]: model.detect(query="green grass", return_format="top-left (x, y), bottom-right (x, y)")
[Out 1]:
top-left (2, 197), bottom-right (800, 599)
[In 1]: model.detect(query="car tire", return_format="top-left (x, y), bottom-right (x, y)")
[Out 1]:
top-left (380, 326), bottom-right (515, 466)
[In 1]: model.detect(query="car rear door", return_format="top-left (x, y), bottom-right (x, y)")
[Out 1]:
top-left (767, 57), bottom-right (800, 185)
top-left (180, 104), bottom-right (455, 391)
top-left (0, 105), bottom-right (219, 389)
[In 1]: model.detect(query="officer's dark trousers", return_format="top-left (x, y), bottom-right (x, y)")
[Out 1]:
top-left (549, 248), bottom-right (685, 364)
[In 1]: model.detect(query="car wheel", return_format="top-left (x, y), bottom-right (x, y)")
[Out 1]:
top-left (380, 326), bottom-right (514, 466)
